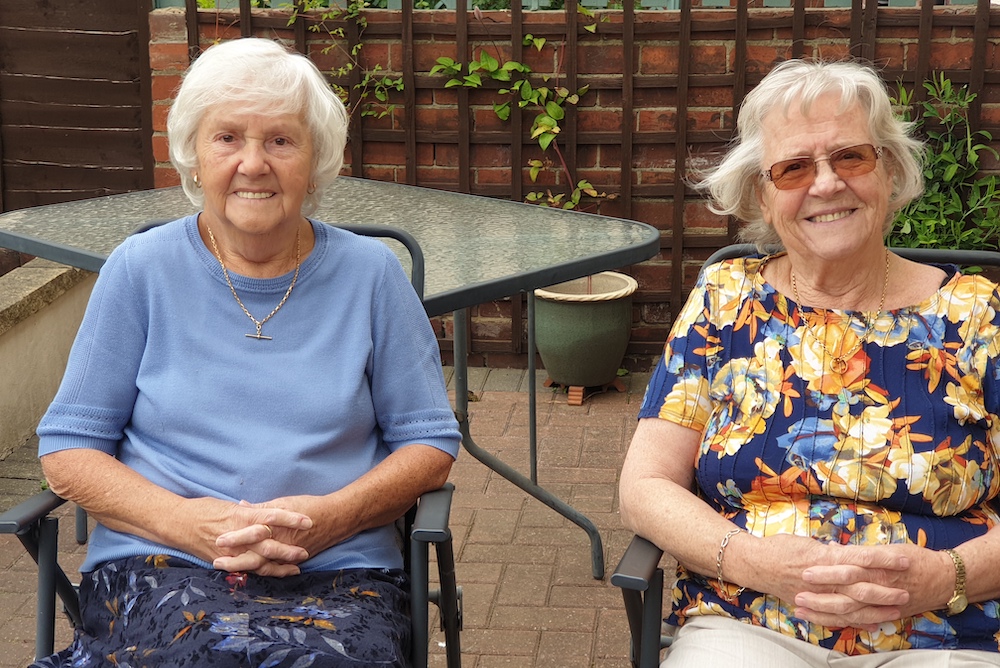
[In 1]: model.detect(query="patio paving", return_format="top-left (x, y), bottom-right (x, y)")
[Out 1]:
top-left (0, 366), bottom-right (652, 668)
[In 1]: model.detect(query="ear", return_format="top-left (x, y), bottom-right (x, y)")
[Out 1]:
top-left (755, 182), bottom-right (773, 226)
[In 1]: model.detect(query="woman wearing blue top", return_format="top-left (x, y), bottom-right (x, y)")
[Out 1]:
top-left (619, 60), bottom-right (1000, 665)
top-left (33, 38), bottom-right (461, 668)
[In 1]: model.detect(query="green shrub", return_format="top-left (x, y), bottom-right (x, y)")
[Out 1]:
top-left (888, 74), bottom-right (1000, 251)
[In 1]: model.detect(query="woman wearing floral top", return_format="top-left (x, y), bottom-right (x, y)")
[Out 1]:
top-left (619, 59), bottom-right (1000, 666)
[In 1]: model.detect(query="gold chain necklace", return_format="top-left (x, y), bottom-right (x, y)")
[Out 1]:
top-left (790, 249), bottom-right (889, 375)
top-left (207, 226), bottom-right (301, 341)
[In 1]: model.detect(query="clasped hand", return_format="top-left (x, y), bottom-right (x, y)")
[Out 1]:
top-left (755, 535), bottom-right (941, 630)
top-left (210, 499), bottom-right (316, 577)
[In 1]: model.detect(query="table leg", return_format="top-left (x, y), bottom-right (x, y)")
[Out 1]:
top-left (453, 307), bottom-right (605, 579)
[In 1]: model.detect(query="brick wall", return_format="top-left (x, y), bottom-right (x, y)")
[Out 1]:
top-left (147, 5), bottom-right (1000, 370)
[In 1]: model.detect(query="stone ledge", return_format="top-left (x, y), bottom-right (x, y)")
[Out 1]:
top-left (0, 261), bottom-right (92, 339)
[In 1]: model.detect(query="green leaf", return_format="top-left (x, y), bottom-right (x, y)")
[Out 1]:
top-left (464, 73), bottom-right (483, 87)
top-left (539, 133), bottom-right (557, 151)
top-left (545, 101), bottom-right (565, 120)
top-left (479, 50), bottom-right (500, 72)
top-left (494, 101), bottom-right (511, 121)
top-left (584, 24), bottom-right (597, 34)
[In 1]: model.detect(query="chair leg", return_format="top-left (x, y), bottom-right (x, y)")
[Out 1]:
top-left (434, 539), bottom-right (462, 668)
top-left (410, 538), bottom-right (430, 668)
top-left (640, 567), bottom-right (664, 668)
top-left (35, 516), bottom-right (59, 661)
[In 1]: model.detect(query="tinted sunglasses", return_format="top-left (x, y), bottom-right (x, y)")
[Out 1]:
top-left (761, 144), bottom-right (883, 191)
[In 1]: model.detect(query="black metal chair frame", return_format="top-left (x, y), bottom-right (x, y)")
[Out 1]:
top-left (0, 222), bottom-right (461, 667)
top-left (611, 244), bottom-right (1000, 668)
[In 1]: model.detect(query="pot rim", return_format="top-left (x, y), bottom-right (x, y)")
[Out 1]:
top-left (534, 271), bottom-right (638, 303)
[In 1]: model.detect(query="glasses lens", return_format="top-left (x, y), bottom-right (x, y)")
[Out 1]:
top-left (768, 144), bottom-right (879, 190)
top-left (830, 144), bottom-right (878, 177)
top-left (770, 158), bottom-right (814, 190)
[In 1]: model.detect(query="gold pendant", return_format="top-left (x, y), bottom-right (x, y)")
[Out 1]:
top-left (830, 357), bottom-right (848, 374)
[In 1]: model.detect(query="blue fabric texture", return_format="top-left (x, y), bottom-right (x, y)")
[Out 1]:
top-left (38, 214), bottom-right (460, 574)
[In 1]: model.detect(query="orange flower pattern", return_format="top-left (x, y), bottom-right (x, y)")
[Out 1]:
top-left (639, 256), bottom-right (1000, 654)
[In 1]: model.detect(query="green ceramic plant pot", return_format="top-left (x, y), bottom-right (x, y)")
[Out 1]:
top-left (534, 271), bottom-right (638, 388)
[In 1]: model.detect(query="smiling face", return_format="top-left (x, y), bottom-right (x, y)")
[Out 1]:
top-left (756, 92), bottom-right (894, 266)
top-left (194, 103), bottom-right (315, 239)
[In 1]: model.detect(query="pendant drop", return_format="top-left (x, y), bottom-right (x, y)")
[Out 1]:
top-left (830, 357), bottom-right (849, 374)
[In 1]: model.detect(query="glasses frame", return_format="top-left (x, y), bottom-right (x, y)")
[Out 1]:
top-left (761, 144), bottom-right (884, 191)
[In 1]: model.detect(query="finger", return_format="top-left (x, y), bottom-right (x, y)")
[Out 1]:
top-left (803, 565), bottom-right (905, 589)
top-left (216, 524), bottom-right (276, 548)
top-left (251, 507), bottom-right (314, 531)
top-left (214, 550), bottom-right (305, 575)
top-left (794, 605), bottom-right (901, 629)
top-left (825, 546), bottom-right (910, 571)
top-left (796, 584), bottom-right (909, 611)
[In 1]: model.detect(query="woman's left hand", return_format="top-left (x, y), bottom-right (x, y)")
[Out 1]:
top-left (213, 497), bottom-right (328, 575)
top-left (792, 543), bottom-right (953, 627)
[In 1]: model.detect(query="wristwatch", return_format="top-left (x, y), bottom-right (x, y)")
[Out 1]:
top-left (943, 548), bottom-right (968, 616)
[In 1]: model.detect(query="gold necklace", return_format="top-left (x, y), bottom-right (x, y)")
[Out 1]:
top-left (790, 249), bottom-right (889, 375)
top-left (206, 226), bottom-right (301, 341)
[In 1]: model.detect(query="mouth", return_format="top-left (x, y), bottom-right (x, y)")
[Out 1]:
top-left (233, 191), bottom-right (275, 200)
top-left (808, 209), bottom-right (856, 223)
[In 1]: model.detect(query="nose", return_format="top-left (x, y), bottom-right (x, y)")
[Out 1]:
top-left (237, 139), bottom-right (270, 176)
top-left (808, 157), bottom-right (844, 195)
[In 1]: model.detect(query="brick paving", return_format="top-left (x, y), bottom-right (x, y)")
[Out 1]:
top-left (0, 367), bottom-right (650, 668)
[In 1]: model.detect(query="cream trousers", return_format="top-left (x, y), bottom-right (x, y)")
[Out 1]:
top-left (663, 616), bottom-right (1000, 668)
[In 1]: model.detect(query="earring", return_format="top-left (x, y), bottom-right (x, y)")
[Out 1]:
top-left (307, 183), bottom-right (317, 194)
top-left (193, 173), bottom-right (201, 188)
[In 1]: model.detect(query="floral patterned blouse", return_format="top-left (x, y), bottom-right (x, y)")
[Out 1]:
top-left (637, 255), bottom-right (1000, 654)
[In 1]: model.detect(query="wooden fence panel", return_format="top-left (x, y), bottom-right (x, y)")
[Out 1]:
top-left (0, 0), bottom-right (154, 213)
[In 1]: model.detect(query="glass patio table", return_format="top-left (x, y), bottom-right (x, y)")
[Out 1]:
top-left (0, 176), bottom-right (660, 578)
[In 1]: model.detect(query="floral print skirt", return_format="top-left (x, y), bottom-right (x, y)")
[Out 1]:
top-left (30, 555), bottom-right (410, 668)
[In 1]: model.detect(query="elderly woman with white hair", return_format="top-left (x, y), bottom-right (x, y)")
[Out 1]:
top-left (32, 38), bottom-right (460, 668)
top-left (619, 59), bottom-right (1000, 665)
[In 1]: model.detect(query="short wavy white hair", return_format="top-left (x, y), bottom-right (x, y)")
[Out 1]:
top-left (167, 38), bottom-right (349, 216)
top-left (694, 59), bottom-right (925, 251)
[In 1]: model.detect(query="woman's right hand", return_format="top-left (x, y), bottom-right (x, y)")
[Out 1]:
top-left (732, 533), bottom-right (912, 628)
top-left (185, 497), bottom-right (314, 577)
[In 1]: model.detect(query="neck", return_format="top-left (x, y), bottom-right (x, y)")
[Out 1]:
top-left (786, 248), bottom-right (890, 312)
top-left (199, 217), bottom-right (309, 278)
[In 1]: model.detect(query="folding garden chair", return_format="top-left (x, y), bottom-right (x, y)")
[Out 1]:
top-left (611, 243), bottom-right (1000, 668)
top-left (0, 222), bottom-right (462, 668)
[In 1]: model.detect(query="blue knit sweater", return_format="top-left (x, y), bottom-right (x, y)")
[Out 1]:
top-left (38, 214), bottom-right (461, 573)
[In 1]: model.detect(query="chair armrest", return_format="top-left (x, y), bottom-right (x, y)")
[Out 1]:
top-left (611, 535), bottom-right (663, 591)
top-left (0, 490), bottom-right (66, 535)
top-left (411, 483), bottom-right (454, 543)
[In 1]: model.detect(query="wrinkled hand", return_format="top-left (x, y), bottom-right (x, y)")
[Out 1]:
top-left (746, 534), bottom-right (912, 629)
top-left (793, 543), bottom-right (951, 628)
top-left (206, 499), bottom-right (315, 577)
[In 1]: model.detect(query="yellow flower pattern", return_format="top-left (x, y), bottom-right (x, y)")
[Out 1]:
top-left (639, 256), bottom-right (1000, 654)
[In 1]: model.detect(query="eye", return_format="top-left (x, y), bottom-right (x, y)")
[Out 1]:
top-left (220, 134), bottom-right (236, 143)
top-left (274, 137), bottom-right (288, 146)
top-left (774, 159), bottom-right (809, 177)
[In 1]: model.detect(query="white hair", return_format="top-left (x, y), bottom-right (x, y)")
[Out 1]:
top-left (167, 38), bottom-right (349, 216)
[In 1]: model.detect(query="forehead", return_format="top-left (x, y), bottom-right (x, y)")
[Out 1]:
top-left (760, 93), bottom-right (872, 159)
top-left (199, 102), bottom-right (308, 133)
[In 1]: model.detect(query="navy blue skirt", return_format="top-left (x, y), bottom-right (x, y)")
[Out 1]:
top-left (31, 555), bottom-right (410, 668)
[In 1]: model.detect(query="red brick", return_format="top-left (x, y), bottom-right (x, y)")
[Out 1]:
top-left (154, 165), bottom-right (181, 188)
top-left (148, 41), bottom-right (190, 72)
top-left (148, 8), bottom-right (188, 43)
top-left (151, 134), bottom-right (171, 163)
top-left (929, 41), bottom-right (974, 70)
top-left (151, 74), bottom-right (182, 102)
top-left (639, 44), bottom-right (679, 75)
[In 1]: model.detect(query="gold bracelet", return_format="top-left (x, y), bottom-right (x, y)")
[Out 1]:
top-left (716, 528), bottom-right (746, 603)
